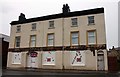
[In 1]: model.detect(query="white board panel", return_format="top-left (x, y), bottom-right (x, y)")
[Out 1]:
top-left (12, 52), bottom-right (21, 64)
top-left (42, 51), bottom-right (55, 65)
top-left (70, 51), bottom-right (85, 66)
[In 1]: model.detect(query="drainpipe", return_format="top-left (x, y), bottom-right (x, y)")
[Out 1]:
top-left (41, 22), bottom-right (44, 68)
top-left (62, 17), bottom-right (64, 69)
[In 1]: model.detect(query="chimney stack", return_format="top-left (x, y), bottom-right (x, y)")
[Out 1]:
top-left (62, 4), bottom-right (70, 14)
top-left (19, 13), bottom-right (26, 22)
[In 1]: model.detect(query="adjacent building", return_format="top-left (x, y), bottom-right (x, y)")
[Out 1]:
top-left (0, 34), bottom-right (9, 68)
top-left (7, 4), bottom-right (108, 70)
top-left (108, 46), bottom-right (120, 71)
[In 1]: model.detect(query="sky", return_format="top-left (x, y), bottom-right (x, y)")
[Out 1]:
top-left (0, 0), bottom-right (119, 49)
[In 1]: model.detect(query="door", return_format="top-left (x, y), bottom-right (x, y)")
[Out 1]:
top-left (108, 56), bottom-right (118, 71)
top-left (97, 51), bottom-right (104, 70)
top-left (31, 57), bottom-right (38, 68)
top-left (27, 52), bottom-right (38, 68)
top-left (27, 54), bottom-right (31, 68)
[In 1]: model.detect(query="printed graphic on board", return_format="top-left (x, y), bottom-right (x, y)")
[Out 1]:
top-left (12, 52), bottom-right (21, 64)
top-left (70, 51), bottom-right (85, 66)
top-left (42, 51), bottom-right (55, 65)
top-left (27, 52), bottom-right (38, 68)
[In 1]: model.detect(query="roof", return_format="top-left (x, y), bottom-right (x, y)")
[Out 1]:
top-left (0, 34), bottom-right (10, 42)
top-left (10, 8), bottom-right (104, 25)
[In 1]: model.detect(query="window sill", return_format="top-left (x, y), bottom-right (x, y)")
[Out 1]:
top-left (48, 27), bottom-right (55, 29)
top-left (16, 31), bottom-right (21, 33)
top-left (47, 45), bottom-right (54, 47)
top-left (15, 47), bottom-right (20, 49)
top-left (12, 63), bottom-right (21, 65)
top-left (88, 23), bottom-right (95, 26)
top-left (71, 64), bottom-right (85, 66)
top-left (42, 64), bottom-right (55, 66)
top-left (71, 44), bottom-right (79, 46)
top-left (31, 29), bottom-right (37, 31)
top-left (71, 25), bottom-right (78, 27)
top-left (88, 44), bottom-right (96, 45)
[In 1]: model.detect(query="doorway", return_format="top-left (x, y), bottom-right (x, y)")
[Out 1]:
top-left (97, 51), bottom-right (104, 70)
top-left (27, 51), bottom-right (38, 68)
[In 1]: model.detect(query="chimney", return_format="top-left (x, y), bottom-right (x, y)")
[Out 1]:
top-left (19, 13), bottom-right (26, 22)
top-left (62, 4), bottom-right (70, 14)
top-left (112, 46), bottom-right (115, 50)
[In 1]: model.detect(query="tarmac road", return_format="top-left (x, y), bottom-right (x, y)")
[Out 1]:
top-left (2, 69), bottom-right (120, 77)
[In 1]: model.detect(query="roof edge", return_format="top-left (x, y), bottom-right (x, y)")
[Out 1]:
top-left (10, 7), bottom-right (104, 25)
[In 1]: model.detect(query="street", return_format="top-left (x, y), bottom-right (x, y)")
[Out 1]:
top-left (2, 69), bottom-right (120, 77)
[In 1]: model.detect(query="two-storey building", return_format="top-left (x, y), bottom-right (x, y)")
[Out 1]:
top-left (7, 4), bottom-right (108, 70)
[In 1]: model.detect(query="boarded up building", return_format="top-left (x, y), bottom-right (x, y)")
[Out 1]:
top-left (7, 4), bottom-right (108, 71)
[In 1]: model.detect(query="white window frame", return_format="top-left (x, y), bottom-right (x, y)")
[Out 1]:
top-left (30, 35), bottom-right (36, 47)
top-left (71, 32), bottom-right (79, 45)
top-left (88, 31), bottom-right (96, 45)
top-left (47, 34), bottom-right (54, 46)
top-left (12, 52), bottom-right (22, 64)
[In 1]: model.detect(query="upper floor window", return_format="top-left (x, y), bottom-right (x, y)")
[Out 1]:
top-left (47, 33), bottom-right (54, 46)
top-left (71, 32), bottom-right (79, 45)
top-left (30, 35), bottom-right (36, 47)
top-left (49, 21), bottom-right (54, 28)
top-left (88, 16), bottom-right (95, 25)
top-left (87, 31), bottom-right (96, 45)
top-left (31, 23), bottom-right (36, 30)
top-left (16, 25), bottom-right (21, 32)
top-left (15, 36), bottom-right (21, 47)
top-left (71, 18), bottom-right (78, 26)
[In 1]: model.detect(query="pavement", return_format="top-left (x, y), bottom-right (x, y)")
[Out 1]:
top-left (3, 68), bottom-right (120, 74)
top-left (4, 68), bottom-right (105, 72)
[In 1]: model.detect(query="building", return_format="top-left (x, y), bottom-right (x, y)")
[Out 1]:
top-left (7, 4), bottom-right (108, 71)
top-left (108, 46), bottom-right (120, 71)
top-left (0, 34), bottom-right (9, 68)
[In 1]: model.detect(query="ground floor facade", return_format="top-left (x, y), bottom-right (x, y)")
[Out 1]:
top-left (7, 47), bottom-right (108, 71)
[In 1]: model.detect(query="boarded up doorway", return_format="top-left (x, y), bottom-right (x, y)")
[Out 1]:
top-left (26, 51), bottom-right (38, 68)
top-left (97, 51), bottom-right (105, 70)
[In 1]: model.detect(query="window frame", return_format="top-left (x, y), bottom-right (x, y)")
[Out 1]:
top-left (88, 16), bottom-right (95, 25)
top-left (16, 25), bottom-right (21, 33)
top-left (49, 21), bottom-right (55, 29)
top-left (29, 35), bottom-right (36, 47)
top-left (47, 33), bottom-right (54, 46)
top-left (87, 30), bottom-right (97, 46)
top-left (71, 18), bottom-right (78, 27)
top-left (15, 36), bottom-right (21, 48)
top-left (31, 23), bottom-right (37, 31)
top-left (70, 31), bottom-right (79, 46)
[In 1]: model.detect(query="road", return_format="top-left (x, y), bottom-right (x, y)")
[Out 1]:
top-left (2, 69), bottom-right (120, 77)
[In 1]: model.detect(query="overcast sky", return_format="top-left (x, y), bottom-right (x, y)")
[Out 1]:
top-left (0, 0), bottom-right (119, 49)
